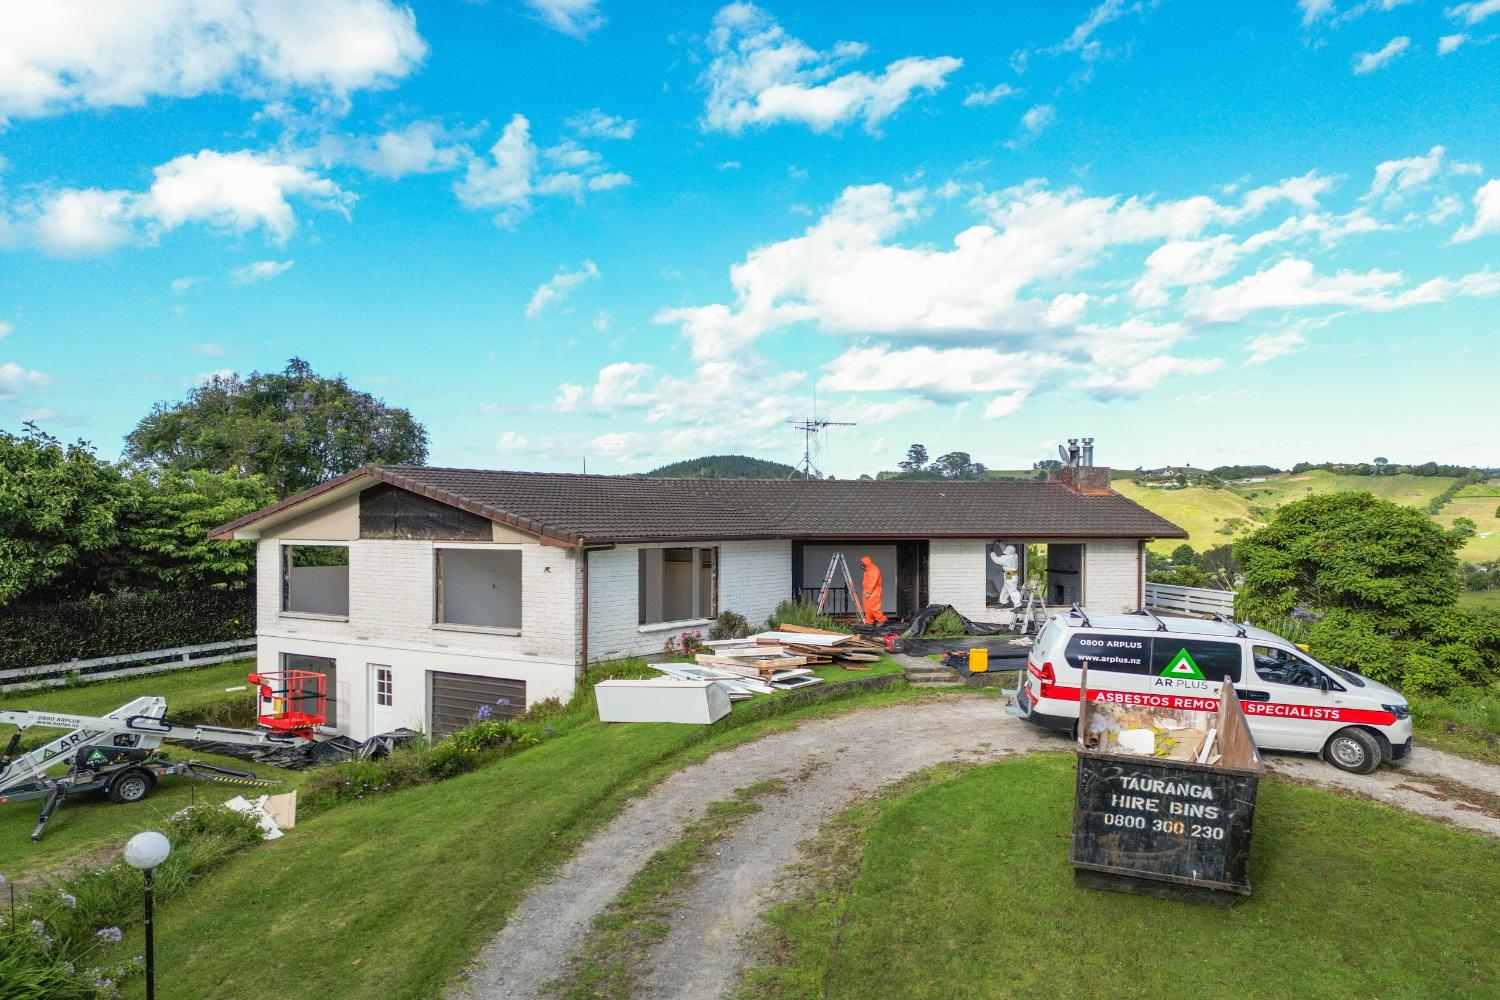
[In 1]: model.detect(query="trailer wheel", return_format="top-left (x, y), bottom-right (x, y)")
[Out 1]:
top-left (1324, 727), bottom-right (1381, 775)
top-left (107, 769), bottom-right (155, 804)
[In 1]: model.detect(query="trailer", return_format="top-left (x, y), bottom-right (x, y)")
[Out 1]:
top-left (0, 695), bottom-right (306, 842)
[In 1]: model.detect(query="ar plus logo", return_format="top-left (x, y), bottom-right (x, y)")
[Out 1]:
top-left (1161, 648), bottom-right (1204, 680)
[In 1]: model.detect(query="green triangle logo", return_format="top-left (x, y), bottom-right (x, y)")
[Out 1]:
top-left (1162, 648), bottom-right (1204, 679)
top-left (87, 750), bottom-right (108, 765)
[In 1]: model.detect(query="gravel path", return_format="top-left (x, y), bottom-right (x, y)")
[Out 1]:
top-left (450, 697), bottom-right (1500, 1000)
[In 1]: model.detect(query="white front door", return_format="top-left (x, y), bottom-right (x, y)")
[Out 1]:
top-left (369, 665), bottom-right (396, 735)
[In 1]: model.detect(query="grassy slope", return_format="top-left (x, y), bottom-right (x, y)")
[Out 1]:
top-left (118, 676), bottom-right (923, 1000)
top-left (1110, 478), bottom-right (1261, 554)
top-left (1439, 494), bottom-right (1500, 562)
top-left (1459, 590), bottom-right (1500, 610)
top-left (750, 755), bottom-right (1500, 1000)
top-left (0, 660), bottom-right (293, 880)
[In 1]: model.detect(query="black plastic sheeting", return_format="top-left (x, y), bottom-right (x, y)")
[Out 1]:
top-left (177, 729), bottom-right (420, 772)
top-left (900, 604), bottom-right (1014, 639)
top-left (848, 604), bottom-right (1033, 659)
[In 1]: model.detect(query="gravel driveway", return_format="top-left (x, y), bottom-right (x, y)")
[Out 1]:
top-left (450, 695), bottom-right (1500, 1000)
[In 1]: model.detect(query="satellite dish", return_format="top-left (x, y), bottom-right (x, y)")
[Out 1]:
top-left (1057, 445), bottom-right (1071, 465)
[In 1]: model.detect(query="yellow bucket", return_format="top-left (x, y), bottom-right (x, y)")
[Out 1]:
top-left (969, 647), bottom-right (989, 673)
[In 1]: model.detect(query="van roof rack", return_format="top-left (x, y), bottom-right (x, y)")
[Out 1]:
top-left (1069, 603), bottom-right (1091, 628)
top-left (1211, 612), bottom-right (1248, 638)
top-left (1136, 607), bottom-right (1169, 632)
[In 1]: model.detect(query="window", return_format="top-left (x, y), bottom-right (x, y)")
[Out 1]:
top-left (1252, 645), bottom-right (1338, 689)
top-left (281, 545), bottom-right (350, 617)
top-left (281, 652), bottom-right (337, 727)
top-left (375, 667), bottom-right (393, 707)
top-left (436, 547), bottom-right (522, 630)
top-left (1151, 639), bottom-right (1241, 683)
top-left (638, 546), bottom-right (717, 626)
top-left (1065, 634), bottom-right (1241, 683)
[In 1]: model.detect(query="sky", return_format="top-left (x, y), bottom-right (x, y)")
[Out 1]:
top-left (1, 0), bottom-right (1498, 477)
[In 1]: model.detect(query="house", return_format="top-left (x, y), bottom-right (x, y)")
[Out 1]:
top-left (210, 463), bottom-right (1186, 741)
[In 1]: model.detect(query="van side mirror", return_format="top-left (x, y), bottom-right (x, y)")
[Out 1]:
top-left (1317, 675), bottom-right (1330, 693)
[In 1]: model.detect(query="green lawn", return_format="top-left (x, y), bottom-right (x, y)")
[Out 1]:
top-left (114, 674), bottom-right (924, 1000)
top-left (742, 754), bottom-right (1500, 1000)
top-left (1459, 590), bottom-right (1500, 610)
top-left (1440, 495), bottom-right (1500, 562)
top-left (1, 660), bottom-right (298, 881)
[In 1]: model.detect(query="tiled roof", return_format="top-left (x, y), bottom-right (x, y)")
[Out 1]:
top-left (210, 464), bottom-right (1187, 543)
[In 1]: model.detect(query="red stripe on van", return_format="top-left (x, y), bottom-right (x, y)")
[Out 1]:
top-left (1038, 684), bottom-right (1396, 726)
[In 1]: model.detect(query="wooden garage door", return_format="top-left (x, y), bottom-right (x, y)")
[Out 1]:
top-left (428, 671), bottom-right (526, 738)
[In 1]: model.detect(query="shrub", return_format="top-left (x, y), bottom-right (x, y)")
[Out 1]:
top-left (662, 630), bottom-right (705, 659)
top-left (765, 599), bottom-right (849, 634)
top-left (922, 608), bottom-right (968, 638)
top-left (521, 697), bottom-right (566, 722)
top-left (0, 589), bottom-right (255, 671)
top-left (425, 743), bottom-right (485, 781)
top-left (448, 719), bottom-right (540, 754)
top-left (708, 611), bottom-right (751, 640)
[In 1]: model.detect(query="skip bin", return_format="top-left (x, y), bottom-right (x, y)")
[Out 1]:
top-left (1068, 669), bottom-right (1265, 905)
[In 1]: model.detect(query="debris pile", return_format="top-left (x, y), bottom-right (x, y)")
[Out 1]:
top-left (651, 624), bottom-right (884, 699)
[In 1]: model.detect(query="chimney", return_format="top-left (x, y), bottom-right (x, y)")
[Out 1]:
top-left (1057, 464), bottom-right (1112, 493)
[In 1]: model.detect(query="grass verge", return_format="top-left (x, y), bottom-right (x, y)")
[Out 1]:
top-left (1410, 685), bottom-right (1500, 765)
top-left (737, 753), bottom-right (1500, 1000)
top-left (548, 778), bottom-right (789, 999)
top-left (116, 676), bottom-right (927, 999)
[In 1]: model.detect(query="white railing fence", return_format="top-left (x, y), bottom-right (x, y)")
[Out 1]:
top-left (0, 638), bottom-right (257, 693)
top-left (1144, 582), bottom-right (1237, 617)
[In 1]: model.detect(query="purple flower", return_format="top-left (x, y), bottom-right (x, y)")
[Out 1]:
top-left (60, 891), bottom-right (77, 909)
top-left (97, 927), bottom-right (123, 944)
top-left (495, 697), bottom-right (512, 707)
top-left (476, 704), bottom-right (493, 721)
top-left (31, 919), bottom-right (46, 936)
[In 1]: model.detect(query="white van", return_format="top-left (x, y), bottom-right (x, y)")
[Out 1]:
top-left (1014, 611), bottom-right (1412, 774)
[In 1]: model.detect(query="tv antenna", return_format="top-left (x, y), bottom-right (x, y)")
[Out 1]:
top-left (787, 416), bottom-right (855, 479)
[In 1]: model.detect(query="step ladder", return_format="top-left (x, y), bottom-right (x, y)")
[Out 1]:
top-left (1011, 588), bottom-right (1044, 634)
top-left (814, 551), bottom-right (865, 620)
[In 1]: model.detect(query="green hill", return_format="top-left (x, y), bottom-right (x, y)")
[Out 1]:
top-left (1118, 470), bottom-right (1494, 562)
top-left (645, 454), bottom-right (799, 479)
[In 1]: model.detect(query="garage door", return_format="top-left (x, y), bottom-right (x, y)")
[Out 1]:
top-left (428, 671), bottom-right (526, 739)
top-left (281, 652), bottom-right (338, 728)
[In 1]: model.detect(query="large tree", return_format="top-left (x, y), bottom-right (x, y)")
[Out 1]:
top-left (898, 443), bottom-right (929, 473)
top-left (0, 424), bottom-right (126, 604)
top-left (126, 358), bottom-right (428, 497)
top-left (1233, 491), bottom-right (1496, 691)
top-left (118, 469), bottom-right (275, 591)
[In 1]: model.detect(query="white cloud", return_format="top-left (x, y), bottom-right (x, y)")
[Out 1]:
top-left (193, 368), bottom-right (235, 386)
top-left (963, 83), bottom-right (1019, 107)
top-left (1438, 33), bottom-right (1469, 54)
top-left (1060, 1), bottom-right (1140, 54)
top-left (231, 259), bottom-right (294, 283)
top-left (496, 431), bottom-right (531, 451)
top-left (354, 121), bottom-right (468, 179)
top-left (1244, 328), bottom-right (1309, 365)
top-left (1299, 0), bottom-right (1336, 25)
top-left (1330, 0), bottom-right (1416, 28)
top-left (526, 260), bottom-right (600, 318)
top-left (1185, 256), bottom-right (1500, 321)
top-left (170, 276), bottom-right (198, 294)
top-left (18, 148), bottom-right (353, 255)
top-left (524, 0), bottom-right (605, 39)
top-left (566, 108), bottom-right (636, 140)
top-left (1453, 179), bottom-right (1500, 241)
top-left (822, 344), bottom-right (1062, 397)
top-left (700, 2), bottom-right (961, 134)
top-left (0, 361), bottom-right (50, 399)
top-left (0, 320), bottom-right (11, 339)
top-left (1021, 103), bottom-right (1056, 133)
top-left (455, 115), bottom-right (629, 224)
top-left (1367, 145), bottom-right (1444, 201)
top-left (190, 342), bottom-right (227, 356)
top-left (1353, 36), bottom-right (1410, 74)
top-left (0, 0), bottom-right (426, 121)
top-left (720, 160), bottom-right (743, 171)
top-left (839, 395), bottom-right (937, 424)
top-left (1447, 0), bottom-right (1500, 27)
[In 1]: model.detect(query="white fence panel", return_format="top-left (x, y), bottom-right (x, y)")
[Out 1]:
top-left (0, 638), bottom-right (257, 693)
top-left (1143, 582), bottom-right (1236, 617)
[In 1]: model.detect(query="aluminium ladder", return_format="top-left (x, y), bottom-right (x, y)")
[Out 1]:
top-left (814, 551), bottom-right (866, 620)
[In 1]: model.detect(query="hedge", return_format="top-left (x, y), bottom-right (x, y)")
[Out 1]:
top-left (0, 588), bottom-right (256, 670)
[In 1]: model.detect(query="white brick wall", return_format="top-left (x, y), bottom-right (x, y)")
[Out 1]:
top-left (1084, 539), bottom-right (1142, 613)
top-left (586, 540), bottom-right (792, 661)
top-left (257, 537), bottom-right (581, 729)
top-left (928, 539), bottom-right (996, 623)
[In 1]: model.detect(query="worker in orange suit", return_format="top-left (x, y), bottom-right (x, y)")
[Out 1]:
top-left (860, 556), bottom-right (887, 625)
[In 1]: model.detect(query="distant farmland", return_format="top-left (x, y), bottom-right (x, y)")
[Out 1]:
top-left (1115, 470), bottom-right (1499, 562)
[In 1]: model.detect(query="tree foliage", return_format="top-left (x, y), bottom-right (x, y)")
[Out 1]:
top-left (0, 425), bottom-right (274, 606)
top-left (125, 357), bottom-right (428, 497)
top-left (898, 443), bottom-right (929, 473)
top-left (1233, 492), bottom-right (1497, 692)
top-left (645, 454), bottom-right (799, 479)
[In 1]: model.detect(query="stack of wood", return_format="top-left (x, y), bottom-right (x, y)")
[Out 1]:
top-left (695, 624), bottom-right (885, 690)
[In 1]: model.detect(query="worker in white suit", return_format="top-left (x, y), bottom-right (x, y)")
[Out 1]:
top-left (990, 543), bottom-right (1022, 608)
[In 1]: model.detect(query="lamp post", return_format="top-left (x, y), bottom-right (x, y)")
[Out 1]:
top-left (123, 831), bottom-right (172, 1000)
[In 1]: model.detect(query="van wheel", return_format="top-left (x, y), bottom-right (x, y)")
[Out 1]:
top-left (107, 769), bottom-right (155, 804)
top-left (1324, 728), bottom-right (1381, 775)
